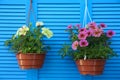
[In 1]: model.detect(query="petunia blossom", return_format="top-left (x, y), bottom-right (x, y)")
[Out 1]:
top-left (79, 39), bottom-right (89, 47)
top-left (99, 23), bottom-right (106, 28)
top-left (17, 25), bottom-right (29, 36)
top-left (42, 27), bottom-right (53, 38)
top-left (93, 28), bottom-right (103, 37)
top-left (76, 24), bottom-right (81, 29)
top-left (72, 41), bottom-right (79, 50)
top-left (86, 30), bottom-right (93, 37)
top-left (79, 28), bottom-right (87, 32)
top-left (88, 22), bottom-right (97, 30)
top-left (107, 30), bottom-right (115, 38)
top-left (78, 32), bottom-right (88, 40)
top-left (67, 25), bottom-right (72, 29)
top-left (36, 21), bottom-right (44, 27)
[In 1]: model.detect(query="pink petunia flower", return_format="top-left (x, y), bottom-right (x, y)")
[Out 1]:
top-left (86, 30), bottom-right (93, 37)
top-left (72, 41), bottom-right (79, 50)
top-left (78, 32), bottom-right (88, 40)
top-left (88, 22), bottom-right (97, 30)
top-left (93, 28), bottom-right (103, 37)
top-left (107, 30), bottom-right (115, 38)
top-left (79, 39), bottom-right (89, 47)
top-left (79, 28), bottom-right (87, 32)
top-left (67, 25), bottom-right (72, 29)
top-left (76, 24), bottom-right (81, 29)
top-left (99, 23), bottom-right (107, 28)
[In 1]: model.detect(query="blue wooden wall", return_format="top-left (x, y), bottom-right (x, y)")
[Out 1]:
top-left (0, 0), bottom-right (28, 80)
top-left (90, 0), bottom-right (120, 80)
top-left (0, 0), bottom-right (120, 80)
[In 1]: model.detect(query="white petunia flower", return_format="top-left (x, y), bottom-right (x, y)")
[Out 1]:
top-left (42, 27), bottom-right (53, 38)
top-left (36, 21), bottom-right (44, 27)
top-left (12, 25), bottom-right (29, 39)
top-left (22, 25), bottom-right (29, 31)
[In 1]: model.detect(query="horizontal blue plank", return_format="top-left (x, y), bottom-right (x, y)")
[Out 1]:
top-left (0, 24), bottom-right (24, 27)
top-left (38, 74), bottom-right (80, 78)
top-left (39, 71), bottom-right (120, 74)
top-left (0, 15), bottom-right (25, 17)
top-left (92, 7), bottom-right (120, 11)
top-left (103, 71), bottom-right (120, 74)
top-left (0, 9), bottom-right (25, 13)
top-left (37, 0), bottom-right (81, 3)
top-left (38, 8), bottom-right (80, 11)
top-left (0, 75), bottom-right (26, 78)
top-left (0, 23), bottom-right (24, 25)
top-left (93, 20), bottom-right (120, 23)
top-left (0, 67), bottom-right (22, 70)
top-left (93, 15), bottom-right (120, 19)
top-left (0, 13), bottom-right (25, 16)
top-left (38, 73), bottom-right (120, 78)
top-left (38, 15), bottom-right (81, 19)
top-left (93, 74), bottom-right (120, 78)
top-left (93, 12), bottom-right (120, 15)
top-left (93, 77), bottom-right (119, 80)
top-left (0, 20), bottom-right (25, 23)
top-left (0, 17), bottom-right (25, 19)
top-left (92, 0), bottom-right (120, 3)
top-left (0, 65), bottom-right (19, 68)
top-left (38, 19), bottom-right (80, 22)
top-left (0, 27), bottom-right (20, 30)
top-left (37, 4), bottom-right (80, 7)
top-left (92, 3), bottom-right (120, 7)
top-left (38, 9), bottom-right (80, 12)
top-left (0, 79), bottom-right (25, 80)
top-left (39, 70), bottom-right (79, 74)
top-left (38, 12), bottom-right (80, 15)
top-left (44, 21), bottom-right (120, 25)
top-left (93, 19), bottom-right (120, 23)
top-left (0, 72), bottom-right (26, 75)
top-left (0, 0), bottom-right (27, 4)
top-left (38, 78), bottom-right (81, 80)
top-left (0, 61), bottom-right (18, 64)
top-left (37, 20), bottom-right (80, 23)
top-left (0, 6), bottom-right (25, 9)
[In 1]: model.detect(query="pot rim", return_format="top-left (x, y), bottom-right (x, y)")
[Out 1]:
top-left (17, 53), bottom-right (46, 55)
top-left (76, 59), bottom-right (106, 61)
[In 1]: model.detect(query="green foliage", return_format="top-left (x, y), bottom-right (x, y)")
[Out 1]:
top-left (59, 23), bottom-right (117, 60)
top-left (5, 23), bottom-right (52, 54)
top-left (59, 43), bottom-right (71, 58)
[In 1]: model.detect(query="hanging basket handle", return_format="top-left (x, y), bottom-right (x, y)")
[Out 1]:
top-left (82, 0), bottom-right (92, 27)
top-left (27, 0), bottom-right (37, 26)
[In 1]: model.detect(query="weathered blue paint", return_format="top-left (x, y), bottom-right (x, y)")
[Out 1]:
top-left (89, 0), bottom-right (120, 80)
top-left (0, 0), bottom-right (120, 80)
top-left (0, 0), bottom-right (27, 80)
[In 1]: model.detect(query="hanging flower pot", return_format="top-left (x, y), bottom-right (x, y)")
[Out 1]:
top-left (76, 59), bottom-right (106, 75)
top-left (5, 21), bottom-right (53, 69)
top-left (59, 22), bottom-right (117, 75)
top-left (16, 53), bottom-right (46, 69)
